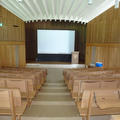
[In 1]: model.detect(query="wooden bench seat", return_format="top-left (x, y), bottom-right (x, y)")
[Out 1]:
top-left (111, 115), bottom-right (120, 120)
top-left (67, 70), bottom-right (115, 90)
top-left (5, 78), bottom-right (35, 105)
top-left (0, 67), bottom-right (47, 82)
top-left (79, 89), bottom-right (120, 120)
top-left (63, 68), bottom-right (120, 120)
top-left (72, 79), bottom-right (120, 101)
top-left (15, 68), bottom-right (47, 84)
top-left (0, 88), bottom-right (27, 120)
top-left (0, 73), bottom-right (38, 91)
top-left (63, 68), bottom-right (105, 84)
top-left (0, 67), bottom-right (47, 108)
top-left (0, 77), bottom-right (36, 105)
top-left (2, 69), bottom-right (45, 87)
top-left (0, 68), bottom-right (47, 89)
top-left (64, 69), bottom-right (120, 99)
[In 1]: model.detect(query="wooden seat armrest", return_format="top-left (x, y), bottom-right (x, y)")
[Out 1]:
top-left (81, 90), bottom-right (94, 120)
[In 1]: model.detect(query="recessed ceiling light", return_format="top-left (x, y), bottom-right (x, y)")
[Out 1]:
top-left (88, 0), bottom-right (93, 5)
top-left (115, 0), bottom-right (119, 8)
top-left (16, 0), bottom-right (23, 3)
top-left (0, 23), bottom-right (3, 27)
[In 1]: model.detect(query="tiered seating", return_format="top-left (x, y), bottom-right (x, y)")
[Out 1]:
top-left (0, 67), bottom-right (47, 119)
top-left (63, 68), bottom-right (120, 120)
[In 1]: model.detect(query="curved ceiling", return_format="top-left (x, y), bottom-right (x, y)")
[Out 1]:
top-left (0, 0), bottom-right (119, 23)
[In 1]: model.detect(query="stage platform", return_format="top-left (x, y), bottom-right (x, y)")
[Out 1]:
top-left (26, 63), bottom-right (85, 68)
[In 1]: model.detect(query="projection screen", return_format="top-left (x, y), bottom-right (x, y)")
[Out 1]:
top-left (37, 30), bottom-right (75, 54)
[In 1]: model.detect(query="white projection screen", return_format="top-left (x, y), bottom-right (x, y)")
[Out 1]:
top-left (37, 30), bottom-right (75, 54)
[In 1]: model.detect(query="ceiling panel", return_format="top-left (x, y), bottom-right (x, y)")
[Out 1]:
top-left (0, 0), bottom-right (119, 23)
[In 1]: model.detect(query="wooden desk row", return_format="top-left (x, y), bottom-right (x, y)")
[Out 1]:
top-left (63, 68), bottom-right (120, 120)
top-left (0, 67), bottom-right (47, 120)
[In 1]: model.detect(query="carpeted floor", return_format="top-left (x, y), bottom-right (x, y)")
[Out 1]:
top-left (0, 68), bottom-right (111, 120)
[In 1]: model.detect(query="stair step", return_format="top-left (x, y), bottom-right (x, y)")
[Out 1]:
top-left (44, 83), bottom-right (65, 86)
top-left (42, 86), bottom-right (67, 90)
top-left (0, 116), bottom-right (110, 120)
top-left (38, 93), bottom-right (70, 96)
top-left (24, 105), bottom-right (79, 117)
top-left (22, 117), bottom-right (81, 120)
top-left (33, 94), bottom-right (73, 101)
top-left (40, 89), bottom-right (69, 93)
top-left (31, 101), bottom-right (75, 105)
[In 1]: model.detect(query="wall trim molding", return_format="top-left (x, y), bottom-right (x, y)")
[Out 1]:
top-left (86, 43), bottom-right (120, 47)
top-left (0, 41), bottom-right (25, 45)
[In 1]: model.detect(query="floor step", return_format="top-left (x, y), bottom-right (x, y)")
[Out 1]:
top-left (24, 105), bottom-right (79, 117)
top-left (42, 86), bottom-right (67, 90)
top-left (33, 95), bottom-right (73, 101)
top-left (26, 63), bottom-right (85, 68)
top-left (38, 93), bottom-right (70, 96)
top-left (40, 89), bottom-right (69, 93)
top-left (31, 101), bottom-right (75, 105)
top-left (22, 117), bottom-right (82, 120)
top-left (0, 116), bottom-right (111, 120)
top-left (43, 85), bottom-right (66, 87)
top-left (44, 83), bottom-right (65, 86)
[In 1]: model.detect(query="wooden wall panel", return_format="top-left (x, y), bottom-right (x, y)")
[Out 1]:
top-left (86, 6), bottom-right (120, 68)
top-left (25, 21), bottom-right (87, 63)
top-left (0, 43), bottom-right (25, 67)
top-left (86, 45), bottom-right (120, 68)
top-left (0, 5), bottom-right (26, 67)
top-left (87, 7), bottom-right (120, 43)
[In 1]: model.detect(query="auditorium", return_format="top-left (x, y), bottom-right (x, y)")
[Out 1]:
top-left (0, 0), bottom-right (120, 120)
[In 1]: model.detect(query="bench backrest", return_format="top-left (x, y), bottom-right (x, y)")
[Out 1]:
top-left (6, 79), bottom-right (28, 93)
top-left (0, 90), bottom-right (11, 108)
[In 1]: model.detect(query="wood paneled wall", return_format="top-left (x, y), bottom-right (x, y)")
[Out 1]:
top-left (25, 21), bottom-right (87, 63)
top-left (86, 6), bottom-right (120, 68)
top-left (0, 6), bottom-right (26, 67)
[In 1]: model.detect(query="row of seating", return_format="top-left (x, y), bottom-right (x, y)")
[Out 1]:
top-left (63, 68), bottom-right (120, 120)
top-left (0, 67), bottom-right (47, 120)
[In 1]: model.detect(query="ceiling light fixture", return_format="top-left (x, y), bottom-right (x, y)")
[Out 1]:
top-left (88, 0), bottom-right (93, 5)
top-left (0, 23), bottom-right (3, 27)
top-left (115, 0), bottom-right (119, 8)
top-left (16, 0), bottom-right (23, 3)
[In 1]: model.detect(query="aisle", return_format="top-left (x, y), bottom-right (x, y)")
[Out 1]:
top-left (23, 68), bottom-right (80, 120)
